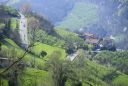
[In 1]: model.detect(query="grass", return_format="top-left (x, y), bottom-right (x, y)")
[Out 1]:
top-left (55, 28), bottom-right (78, 37)
top-left (1, 38), bottom-right (45, 68)
top-left (9, 18), bottom-right (17, 29)
top-left (85, 59), bottom-right (128, 86)
top-left (3, 38), bottom-right (20, 48)
top-left (0, 38), bottom-right (56, 86)
top-left (55, 28), bottom-right (84, 44)
top-left (86, 60), bottom-right (114, 77)
top-left (83, 60), bottom-right (113, 86)
top-left (0, 68), bottom-right (53, 86)
top-left (31, 42), bottom-right (67, 59)
top-left (1, 38), bottom-right (66, 68)
top-left (112, 74), bottom-right (128, 86)
top-left (20, 67), bottom-right (53, 86)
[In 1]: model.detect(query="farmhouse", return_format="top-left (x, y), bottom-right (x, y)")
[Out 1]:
top-left (82, 33), bottom-right (102, 45)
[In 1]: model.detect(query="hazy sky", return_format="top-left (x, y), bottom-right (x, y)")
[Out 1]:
top-left (0, 0), bottom-right (7, 2)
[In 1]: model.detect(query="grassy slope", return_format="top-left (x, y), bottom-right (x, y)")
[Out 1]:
top-left (1, 38), bottom-right (45, 68)
top-left (86, 60), bottom-right (128, 86)
top-left (0, 38), bottom-right (67, 86)
top-left (0, 68), bottom-right (52, 86)
top-left (20, 68), bottom-right (53, 86)
top-left (31, 42), bottom-right (67, 59)
top-left (84, 60), bottom-right (113, 86)
top-left (55, 28), bottom-right (84, 43)
top-left (112, 74), bottom-right (128, 86)
top-left (55, 28), bottom-right (79, 37)
top-left (1, 38), bottom-right (66, 68)
top-left (69, 59), bottom-right (128, 86)
top-left (57, 2), bottom-right (99, 30)
top-left (0, 38), bottom-right (128, 86)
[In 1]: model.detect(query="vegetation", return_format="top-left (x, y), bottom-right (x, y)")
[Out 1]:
top-left (0, 5), bottom-right (19, 17)
top-left (9, 18), bottom-right (17, 29)
top-left (55, 28), bottom-right (86, 54)
top-left (44, 50), bottom-right (128, 86)
top-left (0, 38), bottom-right (128, 86)
top-left (112, 75), bottom-right (128, 86)
top-left (57, 2), bottom-right (99, 30)
top-left (30, 42), bottom-right (66, 59)
top-left (18, 68), bottom-right (52, 86)
top-left (95, 51), bottom-right (128, 74)
top-left (28, 28), bottom-right (65, 48)
top-left (0, 2), bottom-right (128, 86)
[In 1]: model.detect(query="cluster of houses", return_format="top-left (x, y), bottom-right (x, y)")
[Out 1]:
top-left (80, 33), bottom-right (116, 51)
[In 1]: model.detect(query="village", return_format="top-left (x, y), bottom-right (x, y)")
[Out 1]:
top-left (80, 32), bottom-right (116, 51)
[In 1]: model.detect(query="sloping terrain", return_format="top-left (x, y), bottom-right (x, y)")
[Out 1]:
top-left (0, 3), bottom-right (128, 86)
top-left (57, 2), bottom-right (99, 30)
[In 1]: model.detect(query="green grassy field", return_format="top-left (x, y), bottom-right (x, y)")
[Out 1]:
top-left (0, 38), bottom-right (66, 86)
top-left (1, 38), bottom-right (45, 68)
top-left (1, 38), bottom-right (66, 68)
top-left (31, 42), bottom-right (67, 59)
top-left (0, 68), bottom-right (53, 86)
top-left (19, 68), bottom-right (53, 86)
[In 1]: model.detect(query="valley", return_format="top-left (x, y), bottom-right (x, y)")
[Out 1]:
top-left (0, 0), bottom-right (128, 86)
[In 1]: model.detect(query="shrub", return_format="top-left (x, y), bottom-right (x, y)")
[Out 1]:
top-left (40, 51), bottom-right (47, 57)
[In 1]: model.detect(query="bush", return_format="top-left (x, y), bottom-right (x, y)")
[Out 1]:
top-left (40, 51), bottom-right (47, 57)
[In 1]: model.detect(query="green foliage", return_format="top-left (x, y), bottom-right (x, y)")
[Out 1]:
top-left (112, 75), bottom-right (128, 86)
top-left (65, 50), bottom-right (110, 86)
top-left (0, 79), bottom-right (8, 86)
top-left (27, 14), bottom-right (54, 35)
top-left (1, 38), bottom-right (128, 86)
top-left (9, 18), bottom-right (17, 29)
top-left (1, 38), bottom-right (45, 69)
top-left (19, 68), bottom-right (52, 86)
top-left (28, 27), bottom-right (65, 48)
top-left (84, 44), bottom-right (94, 51)
top-left (46, 51), bottom-right (66, 86)
top-left (95, 51), bottom-right (128, 74)
top-left (0, 5), bottom-right (19, 17)
top-left (57, 2), bottom-right (99, 30)
top-left (1, 3), bottom-right (128, 86)
top-left (55, 29), bottom-right (85, 53)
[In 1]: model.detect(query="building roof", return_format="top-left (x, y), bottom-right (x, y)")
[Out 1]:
top-left (86, 38), bottom-right (100, 44)
top-left (84, 33), bottom-right (94, 37)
